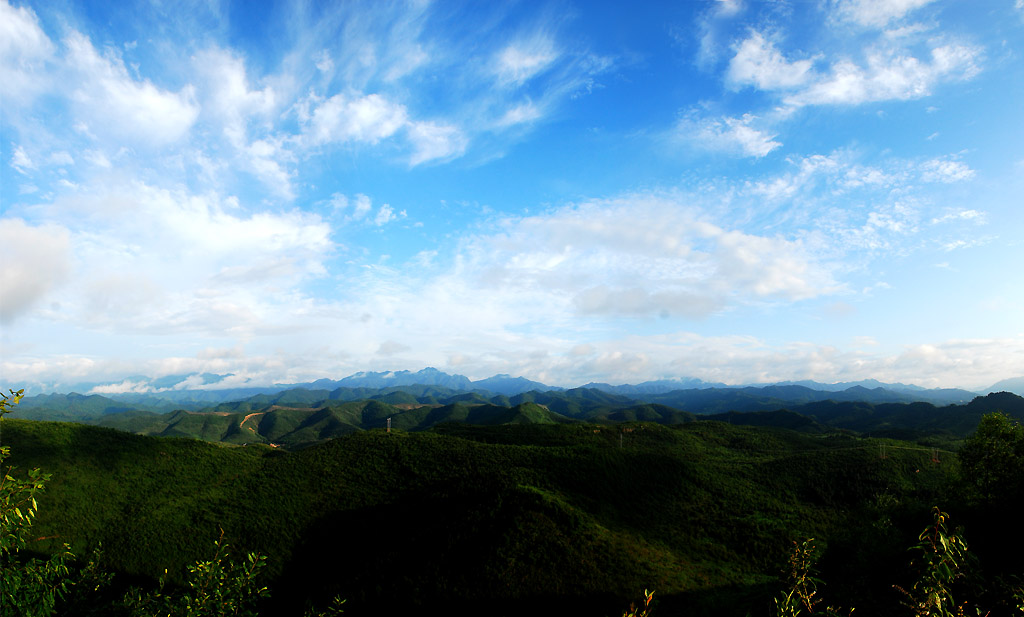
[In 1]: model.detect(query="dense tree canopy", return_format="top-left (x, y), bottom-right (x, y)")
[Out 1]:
top-left (957, 411), bottom-right (1024, 504)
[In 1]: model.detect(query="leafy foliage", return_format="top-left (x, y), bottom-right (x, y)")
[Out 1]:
top-left (773, 539), bottom-right (850, 617)
top-left (621, 589), bottom-right (655, 617)
top-left (124, 532), bottom-right (269, 617)
top-left (894, 508), bottom-right (971, 617)
top-left (957, 411), bottom-right (1024, 504)
top-left (1, 388), bottom-right (73, 616)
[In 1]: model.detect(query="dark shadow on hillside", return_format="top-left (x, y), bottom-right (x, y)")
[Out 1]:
top-left (265, 472), bottom-right (643, 617)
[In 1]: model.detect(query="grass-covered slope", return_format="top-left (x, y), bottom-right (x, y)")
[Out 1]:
top-left (3, 417), bottom-right (958, 616)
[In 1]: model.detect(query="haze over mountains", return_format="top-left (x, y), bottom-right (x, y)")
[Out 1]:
top-left (17, 367), bottom-right (1021, 401)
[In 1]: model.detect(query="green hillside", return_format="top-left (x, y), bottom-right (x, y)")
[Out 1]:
top-left (22, 389), bottom-right (1024, 454)
top-left (4, 415), bottom-right (987, 616)
top-left (89, 400), bottom-right (576, 449)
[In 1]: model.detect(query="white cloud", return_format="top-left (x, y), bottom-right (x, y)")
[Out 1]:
top-left (2, 0), bottom-right (1012, 394)
top-left (285, 330), bottom-right (1024, 392)
top-left (681, 112), bottom-right (782, 158)
top-left (27, 181), bottom-right (334, 337)
top-left (49, 151), bottom-right (74, 166)
top-left (315, 50), bottom-right (333, 74)
top-left (374, 203), bottom-right (404, 226)
top-left (785, 43), bottom-right (981, 106)
top-left (199, 52), bottom-right (273, 120)
top-left (65, 31), bottom-right (199, 144)
top-left (494, 36), bottom-right (558, 86)
top-left (454, 193), bottom-right (839, 319)
top-left (351, 194), bottom-right (373, 219)
top-left (407, 120), bottom-right (467, 165)
top-left (82, 150), bottom-right (110, 168)
top-left (11, 145), bottom-right (77, 173)
top-left (832, 0), bottom-right (939, 28)
top-left (840, 165), bottom-right (895, 188)
top-left (329, 193), bottom-right (405, 226)
top-left (377, 340), bottom-right (411, 356)
top-left (931, 209), bottom-right (985, 225)
top-left (0, 218), bottom-right (72, 323)
top-left (10, 145), bottom-right (35, 174)
top-left (103, 185), bottom-right (329, 259)
top-left (740, 149), bottom-right (990, 263)
top-left (496, 102), bottom-right (543, 128)
top-left (0, 0), bottom-right (55, 106)
top-left (192, 48), bottom-right (290, 195)
top-left (307, 92), bottom-right (408, 145)
top-left (727, 31), bottom-right (814, 90)
top-left (0, 1), bottom-right (52, 60)
top-left (695, 0), bottom-right (746, 69)
top-left (89, 379), bottom-right (155, 395)
top-left (284, 7), bottom-right (605, 166)
top-left (716, 0), bottom-right (743, 18)
top-left (920, 158), bottom-right (975, 183)
top-left (573, 286), bottom-right (724, 319)
top-left (244, 138), bottom-right (294, 199)
top-left (747, 153), bottom-right (844, 201)
top-left (214, 190), bottom-right (855, 387)
top-left (312, 0), bottom-right (432, 89)
top-left (330, 192), bottom-right (377, 222)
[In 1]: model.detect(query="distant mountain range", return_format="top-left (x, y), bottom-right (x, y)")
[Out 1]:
top-left (11, 367), bottom-right (1023, 404)
top-left (987, 376), bottom-right (1024, 395)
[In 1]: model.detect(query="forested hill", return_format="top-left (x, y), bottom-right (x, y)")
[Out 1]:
top-left (14, 386), bottom-right (1024, 451)
top-left (0, 415), bottom-right (982, 616)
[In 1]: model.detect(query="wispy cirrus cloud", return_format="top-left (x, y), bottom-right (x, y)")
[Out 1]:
top-left (676, 111), bottom-right (782, 158)
top-left (831, 0), bottom-right (939, 28)
top-left (493, 33), bottom-right (559, 87)
top-left (4, 0), bottom-right (613, 193)
top-left (291, 4), bottom-right (609, 165)
top-left (0, 0), bottom-right (55, 105)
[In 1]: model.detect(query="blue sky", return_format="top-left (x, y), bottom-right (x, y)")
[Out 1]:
top-left (2, 0), bottom-right (1023, 393)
